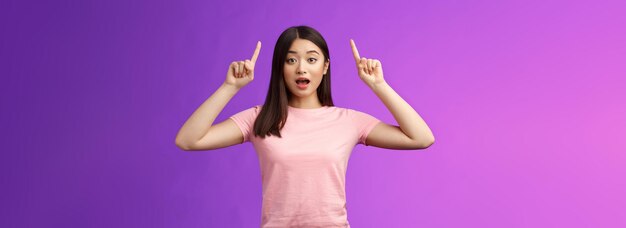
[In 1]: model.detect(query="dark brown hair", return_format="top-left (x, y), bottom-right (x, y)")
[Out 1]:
top-left (253, 25), bottom-right (334, 138)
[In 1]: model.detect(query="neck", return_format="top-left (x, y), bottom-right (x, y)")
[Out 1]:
top-left (288, 93), bottom-right (322, 109)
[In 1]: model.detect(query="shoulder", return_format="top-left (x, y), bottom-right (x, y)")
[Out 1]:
top-left (325, 106), bottom-right (352, 116)
top-left (249, 104), bottom-right (263, 112)
top-left (231, 104), bottom-right (263, 119)
top-left (328, 105), bottom-right (354, 112)
top-left (250, 104), bottom-right (263, 116)
top-left (332, 106), bottom-right (370, 115)
top-left (330, 106), bottom-right (376, 121)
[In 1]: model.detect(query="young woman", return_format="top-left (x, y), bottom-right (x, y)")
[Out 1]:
top-left (175, 25), bottom-right (434, 228)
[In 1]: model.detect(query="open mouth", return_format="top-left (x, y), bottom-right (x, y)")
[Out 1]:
top-left (296, 79), bottom-right (310, 85)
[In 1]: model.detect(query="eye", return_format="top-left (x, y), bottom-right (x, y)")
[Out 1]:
top-left (286, 58), bottom-right (296, 64)
top-left (308, 58), bottom-right (317, 63)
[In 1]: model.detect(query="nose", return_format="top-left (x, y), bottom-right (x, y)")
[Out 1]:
top-left (296, 62), bottom-right (306, 75)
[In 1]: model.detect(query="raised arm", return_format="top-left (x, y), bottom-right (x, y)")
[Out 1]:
top-left (175, 41), bottom-right (261, 151)
top-left (350, 39), bottom-right (435, 149)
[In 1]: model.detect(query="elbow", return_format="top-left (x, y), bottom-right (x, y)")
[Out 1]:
top-left (175, 138), bottom-right (193, 151)
top-left (414, 137), bottom-right (435, 150)
top-left (176, 142), bottom-right (191, 151)
top-left (177, 144), bottom-right (191, 151)
top-left (423, 137), bottom-right (435, 148)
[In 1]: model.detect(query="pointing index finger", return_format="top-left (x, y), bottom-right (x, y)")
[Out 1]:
top-left (350, 39), bottom-right (360, 62)
top-left (251, 41), bottom-right (261, 63)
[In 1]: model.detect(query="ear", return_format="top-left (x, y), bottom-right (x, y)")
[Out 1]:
top-left (324, 59), bottom-right (330, 75)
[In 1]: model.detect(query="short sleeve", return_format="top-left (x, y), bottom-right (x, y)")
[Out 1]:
top-left (228, 105), bottom-right (261, 143)
top-left (349, 109), bottom-right (381, 146)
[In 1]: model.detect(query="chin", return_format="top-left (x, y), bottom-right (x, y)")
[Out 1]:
top-left (288, 86), bottom-right (318, 97)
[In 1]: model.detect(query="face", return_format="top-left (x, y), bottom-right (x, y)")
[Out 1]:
top-left (283, 38), bottom-right (329, 98)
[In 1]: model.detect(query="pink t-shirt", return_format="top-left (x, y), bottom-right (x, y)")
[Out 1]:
top-left (229, 104), bottom-right (381, 228)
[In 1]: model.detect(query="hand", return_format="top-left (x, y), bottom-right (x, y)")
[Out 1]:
top-left (224, 41), bottom-right (261, 89)
top-left (350, 39), bottom-right (386, 88)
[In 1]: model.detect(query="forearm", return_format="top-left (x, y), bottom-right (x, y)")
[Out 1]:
top-left (370, 82), bottom-right (435, 145)
top-left (175, 83), bottom-right (240, 147)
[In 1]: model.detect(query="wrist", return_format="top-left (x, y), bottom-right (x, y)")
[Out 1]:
top-left (221, 82), bottom-right (241, 93)
top-left (369, 81), bottom-right (390, 92)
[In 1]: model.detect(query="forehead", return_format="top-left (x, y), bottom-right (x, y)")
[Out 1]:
top-left (288, 38), bottom-right (322, 54)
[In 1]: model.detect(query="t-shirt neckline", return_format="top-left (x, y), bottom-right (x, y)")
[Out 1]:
top-left (287, 105), bottom-right (332, 113)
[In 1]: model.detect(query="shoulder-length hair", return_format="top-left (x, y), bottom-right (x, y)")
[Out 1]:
top-left (253, 25), bottom-right (334, 138)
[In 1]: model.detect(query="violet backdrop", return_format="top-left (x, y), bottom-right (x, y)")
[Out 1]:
top-left (2, 0), bottom-right (625, 227)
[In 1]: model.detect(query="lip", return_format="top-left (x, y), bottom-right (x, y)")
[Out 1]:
top-left (295, 76), bottom-right (310, 82)
top-left (296, 83), bottom-right (309, 89)
top-left (295, 77), bottom-right (310, 90)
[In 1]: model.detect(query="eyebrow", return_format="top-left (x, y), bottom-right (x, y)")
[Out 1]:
top-left (287, 50), bottom-right (320, 55)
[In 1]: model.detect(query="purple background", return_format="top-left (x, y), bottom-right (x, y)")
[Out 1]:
top-left (2, 0), bottom-right (625, 227)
